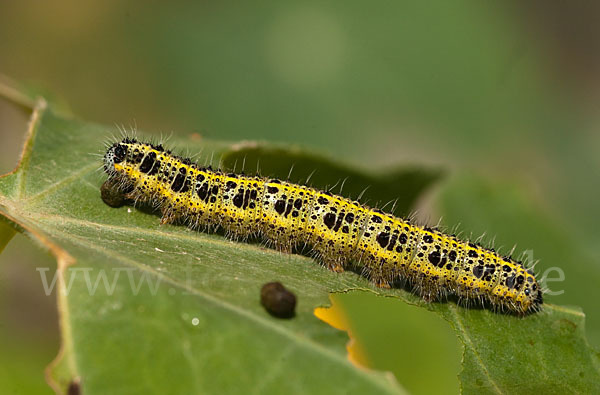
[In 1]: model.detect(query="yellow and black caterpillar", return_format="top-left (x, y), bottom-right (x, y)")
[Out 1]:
top-left (103, 138), bottom-right (543, 314)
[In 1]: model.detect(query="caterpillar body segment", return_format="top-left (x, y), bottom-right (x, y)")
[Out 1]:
top-left (103, 138), bottom-right (543, 314)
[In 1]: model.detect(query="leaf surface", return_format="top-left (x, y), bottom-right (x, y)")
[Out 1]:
top-left (0, 98), bottom-right (597, 394)
top-left (0, 103), bottom-right (420, 394)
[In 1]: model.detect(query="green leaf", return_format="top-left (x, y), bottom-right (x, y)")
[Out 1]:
top-left (437, 174), bottom-right (600, 347)
top-left (433, 175), bottom-right (600, 393)
top-left (0, 219), bottom-right (16, 254)
top-left (0, 92), bottom-right (597, 394)
top-left (319, 291), bottom-right (463, 395)
top-left (0, 101), bottom-right (432, 394)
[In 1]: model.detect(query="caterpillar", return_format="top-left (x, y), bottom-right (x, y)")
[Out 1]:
top-left (102, 138), bottom-right (543, 315)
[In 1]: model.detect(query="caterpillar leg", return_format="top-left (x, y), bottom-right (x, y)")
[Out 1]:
top-left (160, 206), bottom-right (181, 225)
top-left (360, 254), bottom-right (394, 289)
top-left (160, 213), bottom-right (177, 225)
top-left (419, 291), bottom-right (435, 303)
top-left (374, 280), bottom-right (391, 289)
top-left (123, 191), bottom-right (139, 201)
top-left (313, 246), bottom-right (348, 273)
top-left (323, 259), bottom-right (345, 273)
top-left (412, 275), bottom-right (444, 303)
top-left (365, 265), bottom-right (391, 288)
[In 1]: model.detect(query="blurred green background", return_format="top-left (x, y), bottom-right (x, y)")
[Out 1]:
top-left (0, 1), bottom-right (599, 393)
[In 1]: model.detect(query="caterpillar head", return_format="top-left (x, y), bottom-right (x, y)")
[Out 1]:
top-left (104, 143), bottom-right (128, 173)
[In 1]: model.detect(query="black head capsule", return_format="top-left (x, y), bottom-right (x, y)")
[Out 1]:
top-left (104, 143), bottom-right (128, 173)
top-left (260, 282), bottom-right (296, 319)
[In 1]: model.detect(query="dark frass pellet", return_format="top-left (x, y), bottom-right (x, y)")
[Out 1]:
top-left (260, 282), bottom-right (296, 318)
top-left (100, 179), bottom-right (128, 208)
top-left (67, 378), bottom-right (81, 395)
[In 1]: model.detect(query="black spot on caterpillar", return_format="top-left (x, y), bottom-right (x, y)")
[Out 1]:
top-left (102, 138), bottom-right (543, 314)
top-left (260, 282), bottom-right (297, 319)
